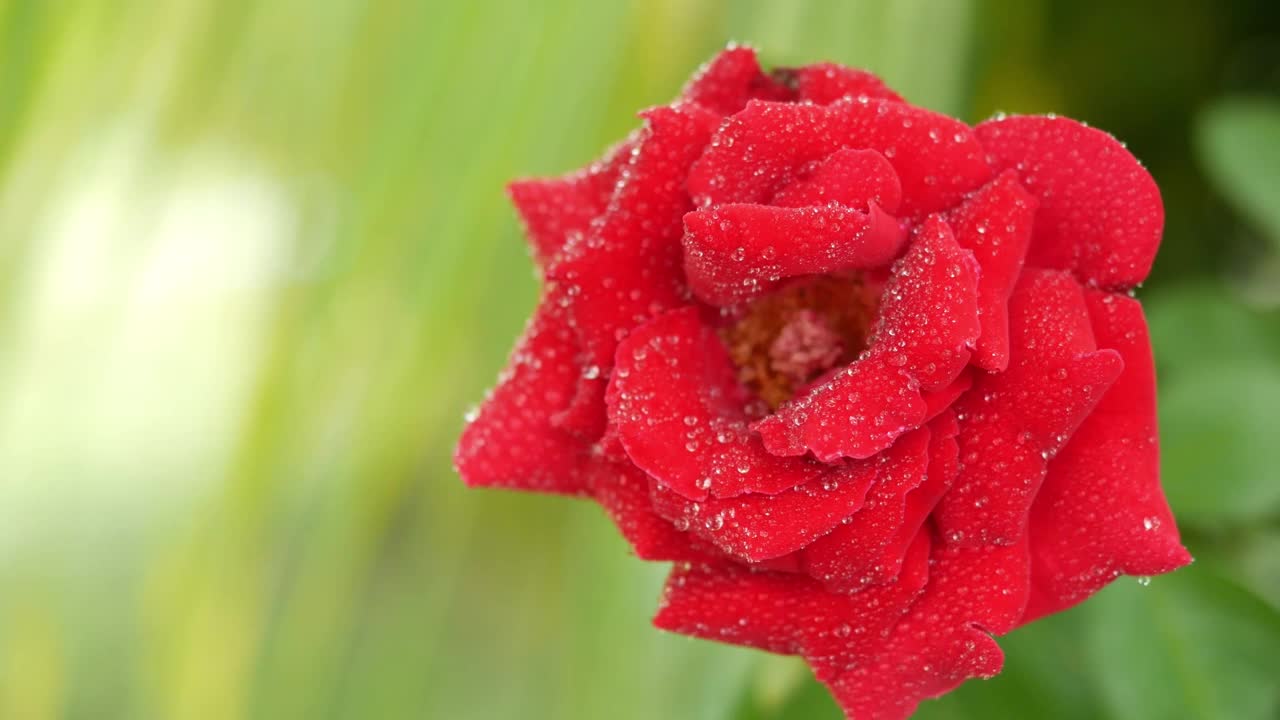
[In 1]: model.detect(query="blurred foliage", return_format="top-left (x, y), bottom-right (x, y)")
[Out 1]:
top-left (0, 1), bottom-right (1277, 719)
top-left (1197, 98), bottom-right (1280, 252)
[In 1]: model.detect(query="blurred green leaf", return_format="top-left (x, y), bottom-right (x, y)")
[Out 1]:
top-left (1159, 364), bottom-right (1280, 527)
top-left (1146, 283), bottom-right (1280, 379)
top-left (1193, 528), bottom-right (1280, 613)
top-left (1196, 97), bottom-right (1280, 251)
top-left (732, 675), bottom-right (843, 720)
top-left (1084, 565), bottom-right (1280, 720)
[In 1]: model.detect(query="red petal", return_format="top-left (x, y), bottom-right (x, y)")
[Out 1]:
top-left (758, 359), bottom-right (926, 462)
top-left (797, 428), bottom-right (932, 591)
top-left (870, 216), bottom-right (982, 391)
top-left (609, 308), bottom-right (834, 500)
top-left (755, 216), bottom-right (980, 461)
top-left (827, 536), bottom-right (1030, 720)
top-left (1022, 291), bottom-right (1191, 622)
top-left (682, 202), bottom-right (907, 306)
top-left (653, 529), bottom-right (932, 662)
top-left (874, 412), bottom-right (961, 583)
top-left (975, 115), bottom-right (1163, 289)
top-left (935, 270), bottom-right (1123, 546)
top-left (552, 103), bottom-right (722, 440)
top-left (680, 45), bottom-right (792, 115)
top-left (650, 461), bottom-right (878, 562)
top-left (788, 63), bottom-right (905, 105)
top-left (946, 170), bottom-right (1036, 371)
top-left (923, 370), bottom-right (974, 422)
top-left (550, 373), bottom-right (609, 441)
top-left (508, 138), bottom-right (635, 267)
top-left (453, 289), bottom-right (592, 496)
top-left (689, 99), bottom-right (992, 216)
top-left (769, 148), bottom-right (903, 213)
top-left (588, 460), bottom-right (719, 562)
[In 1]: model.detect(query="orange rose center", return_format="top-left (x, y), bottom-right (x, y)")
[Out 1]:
top-left (720, 274), bottom-right (881, 409)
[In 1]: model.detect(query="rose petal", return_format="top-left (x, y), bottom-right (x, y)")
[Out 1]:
top-left (653, 528), bottom-right (932, 662)
top-left (680, 44), bottom-right (792, 115)
top-left (588, 460), bottom-right (719, 562)
top-left (946, 170), bottom-right (1036, 371)
top-left (923, 370), bottom-right (974, 422)
top-left (874, 412), bottom-right (961, 583)
top-left (869, 216), bottom-right (982, 391)
top-left (1022, 290), bottom-right (1191, 622)
top-left (608, 308), bottom-right (831, 501)
top-left (552, 103), bottom-right (723, 440)
top-left (788, 63), bottom-right (905, 105)
top-left (975, 115), bottom-right (1163, 289)
top-left (682, 202), bottom-right (907, 306)
top-left (454, 288), bottom-right (593, 495)
top-left (656, 529), bottom-right (1030, 720)
top-left (550, 373), bottom-right (609, 442)
top-left (650, 461), bottom-right (878, 562)
top-left (827, 535), bottom-right (1030, 720)
top-left (770, 148), bottom-right (903, 213)
top-left (508, 138), bottom-right (636, 268)
top-left (689, 99), bottom-right (992, 215)
top-left (935, 270), bottom-right (1123, 546)
top-left (755, 216), bottom-right (980, 461)
top-left (797, 428), bottom-right (932, 592)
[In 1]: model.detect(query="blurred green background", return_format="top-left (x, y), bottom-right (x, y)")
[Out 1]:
top-left (1, 1), bottom-right (1278, 718)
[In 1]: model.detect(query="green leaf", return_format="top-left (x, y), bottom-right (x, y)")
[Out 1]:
top-left (1084, 564), bottom-right (1280, 720)
top-left (1159, 364), bottom-right (1280, 527)
top-left (1196, 97), bottom-right (1280, 251)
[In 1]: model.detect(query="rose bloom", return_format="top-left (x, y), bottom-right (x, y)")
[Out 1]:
top-left (455, 46), bottom-right (1189, 719)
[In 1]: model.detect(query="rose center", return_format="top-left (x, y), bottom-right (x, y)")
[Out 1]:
top-left (720, 274), bottom-right (881, 410)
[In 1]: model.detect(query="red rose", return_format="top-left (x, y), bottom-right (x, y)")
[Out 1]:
top-left (455, 46), bottom-right (1190, 719)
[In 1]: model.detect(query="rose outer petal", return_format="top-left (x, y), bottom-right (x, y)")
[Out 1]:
top-left (454, 287), bottom-right (593, 495)
top-left (826, 536), bottom-right (1030, 720)
top-left (1021, 290), bottom-right (1191, 622)
top-left (504, 44), bottom-right (798, 269)
top-left (680, 44), bottom-right (793, 115)
top-left (946, 170), bottom-right (1036, 371)
top-left (934, 270), bottom-right (1123, 546)
top-left (508, 137), bottom-right (635, 268)
top-left (653, 528), bottom-right (932, 665)
top-left (755, 216), bottom-right (980, 461)
top-left (689, 99), bottom-right (992, 216)
top-left (975, 115), bottom-right (1164, 290)
top-left (682, 201), bottom-right (907, 306)
top-left (655, 528), bottom-right (1031, 720)
top-left (588, 460), bottom-right (721, 562)
top-left (788, 63), bottom-right (905, 105)
top-left (608, 308), bottom-right (830, 501)
top-left (551, 103), bottom-right (723, 441)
